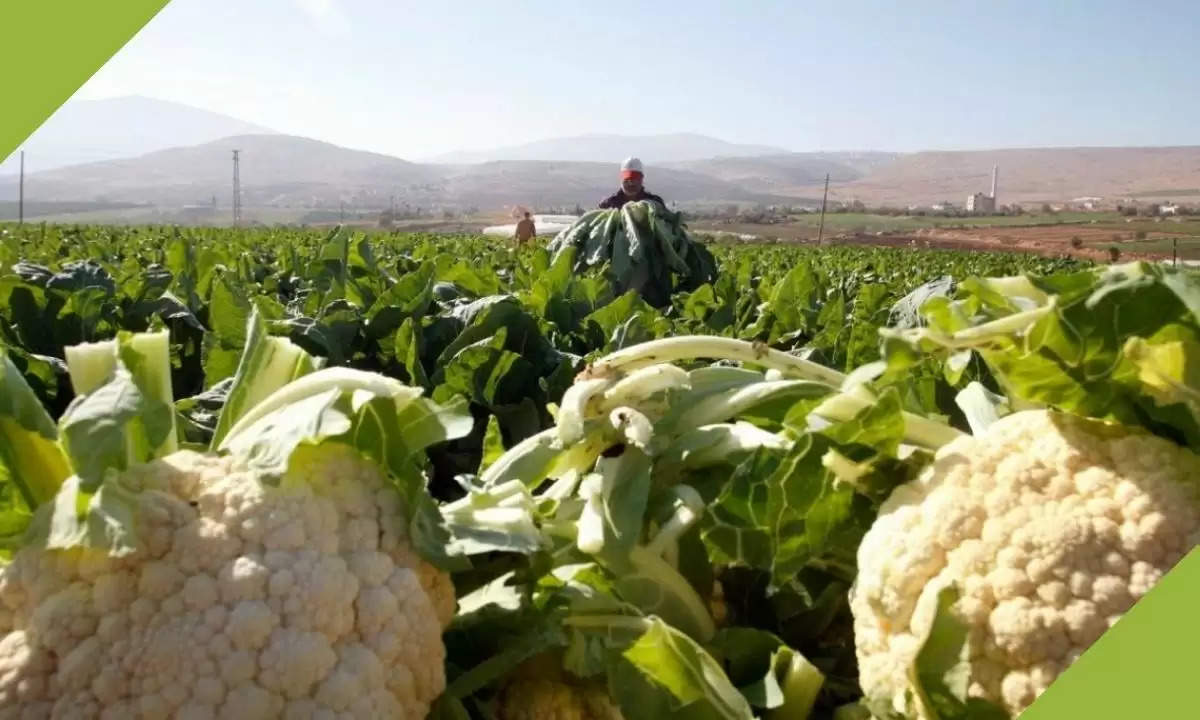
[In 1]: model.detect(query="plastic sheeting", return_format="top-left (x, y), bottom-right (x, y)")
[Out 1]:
top-left (481, 214), bottom-right (579, 237)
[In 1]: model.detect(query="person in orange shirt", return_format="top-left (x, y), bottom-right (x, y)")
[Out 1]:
top-left (514, 211), bottom-right (537, 245)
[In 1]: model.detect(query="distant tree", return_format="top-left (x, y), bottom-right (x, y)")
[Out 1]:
top-left (1070, 235), bottom-right (1083, 249)
top-left (1135, 230), bottom-right (1147, 240)
top-left (1108, 246), bottom-right (1122, 263)
top-left (1041, 203), bottom-right (1054, 214)
top-left (1138, 204), bottom-right (1160, 217)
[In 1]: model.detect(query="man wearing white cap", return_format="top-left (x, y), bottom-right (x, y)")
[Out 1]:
top-left (598, 157), bottom-right (666, 209)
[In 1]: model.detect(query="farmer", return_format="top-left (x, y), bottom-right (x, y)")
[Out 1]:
top-left (514, 211), bottom-right (536, 245)
top-left (598, 157), bottom-right (666, 209)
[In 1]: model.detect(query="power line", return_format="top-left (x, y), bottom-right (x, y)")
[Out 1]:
top-left (232, 149), bottom-right (242, 226)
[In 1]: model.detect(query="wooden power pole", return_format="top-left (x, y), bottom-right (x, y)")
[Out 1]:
top-left (816, 173), bottom-right (830, 244)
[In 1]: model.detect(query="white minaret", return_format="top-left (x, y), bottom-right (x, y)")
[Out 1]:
top-left (990, 165), bottom-right (998, 199)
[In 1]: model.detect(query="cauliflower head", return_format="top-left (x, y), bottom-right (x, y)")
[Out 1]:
top-left (497, 677), bottom-right (623, 720)
top-left (495, 653), bottom-right (623, 720)
top-left (850, 409), bottom-right (1200, 718)
top-left (0, 443), bottom-right (455, 720)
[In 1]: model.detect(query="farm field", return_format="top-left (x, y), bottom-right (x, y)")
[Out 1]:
top-left (0, 222), bottom-right (1086, 427)
top-left (691, 211), bottom-right (1118, 238)
top-left (693, 212), bottom-right (1200, 262)
top-left (2, 218), bottom-right (1199, 719)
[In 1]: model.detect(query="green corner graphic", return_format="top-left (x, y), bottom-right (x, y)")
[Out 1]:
top-left (0, 0), bottom-right (171, 162)
top-left (1022, 546), bottom-right (1199, 719)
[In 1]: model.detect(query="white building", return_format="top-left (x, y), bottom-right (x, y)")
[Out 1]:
top-left (966, 165), bottom-right (999, 213)
top-left (966, 192), bottom-right (996, 213)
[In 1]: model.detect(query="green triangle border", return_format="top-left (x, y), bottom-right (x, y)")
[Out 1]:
top-left (1, 0), bottom-right (170, 162)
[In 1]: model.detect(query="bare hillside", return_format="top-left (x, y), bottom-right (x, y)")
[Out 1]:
top-left (806, 146), bottom-right (1200, 205)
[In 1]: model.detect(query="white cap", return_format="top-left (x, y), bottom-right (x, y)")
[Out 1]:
top-left (620, 156), bottom-right (644, 173)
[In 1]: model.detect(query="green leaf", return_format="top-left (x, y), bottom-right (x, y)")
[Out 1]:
top-left (614, 547), bottom-right (716, 643)
top-left (395, 317), bottom-right (431, 389)
top-left (477, 414), bottom-right (505, 475)
top-left (201, 272), bottom-right (253, 388)
top-left (582, 445), bottom-right (652, 558)
top-left (709, 628), bottom-right (825, 717)
top-left (366, 262), bottom-right (435, 338)
top-left (59, 332), bottom-right (178, 490)
top-left (702, 448), bottom-right (783, 570)
top-left (910, 585), bottom-right (1010, 720)
top-left (32, 473), bottom-right (142, 556)
top-left (210, 305), bottom-right (323, 448)
top-left (884, 262), bottom-right (1200, 450)
top-left (617, 618), bottom-right (754, 720)
top-left (0, 350), bottom-right (70, 511)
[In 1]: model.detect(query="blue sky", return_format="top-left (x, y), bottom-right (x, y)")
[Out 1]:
top-left (74, 0), bottom-right (1198, 159)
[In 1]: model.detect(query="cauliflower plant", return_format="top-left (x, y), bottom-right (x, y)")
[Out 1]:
top-left (0, 443), bottom-right (455, 720)
top-left (849, 409), bottom-right (1200, 718)
top-left (494, 654), bottom-right (623, 720)
top-left (497, 677), bottom-right (623, 720)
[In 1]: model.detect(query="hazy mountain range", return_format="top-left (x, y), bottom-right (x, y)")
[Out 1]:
top-left (424, 133), bottom-right (787, 164)
top-left (0, 96), bottom-right (274, 176)
top-left (4, 96), bottom-right (1200, 220)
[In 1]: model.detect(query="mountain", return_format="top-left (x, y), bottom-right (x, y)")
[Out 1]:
top-left (431, 161), bottom-right (790, 207)
top-left (2, 134), bottom-right (438, 207)
top-left (10, 130), bottom-right (1200, 219)
top-left (425, 133), bottom-right (788, 164)
top-left (809, 146), bottom-right (1200, 206)
top-left (0, 96), bottom-right (275, 176)
top-left (1, 134), bottom-right (789, 210)
top-left (665, 152), bottom-right (901, 194)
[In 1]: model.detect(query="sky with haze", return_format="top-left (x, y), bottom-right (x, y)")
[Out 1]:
top-left (72, 0), bottom-right (1199, 160)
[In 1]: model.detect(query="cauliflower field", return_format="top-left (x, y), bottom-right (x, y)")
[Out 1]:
top-left (1, 222), bottom-right (1197, 719)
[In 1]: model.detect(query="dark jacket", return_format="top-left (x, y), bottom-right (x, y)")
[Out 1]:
top-left (598, 188), bottom-right (666, 210)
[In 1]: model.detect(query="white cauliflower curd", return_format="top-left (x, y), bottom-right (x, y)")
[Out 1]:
top-left (849, 409), bottom-right (1200, 718)
top-left (0, 443), bottom-right (455, 720)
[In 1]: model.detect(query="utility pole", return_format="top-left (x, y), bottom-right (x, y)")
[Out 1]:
top-left (18, 151), bottom-right (25, 225)
top-left (231, 149), bottom-right (242, 226)
top-left (816, 173), bottom-right (830, 245)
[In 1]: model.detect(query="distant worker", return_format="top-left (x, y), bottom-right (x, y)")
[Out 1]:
top-left (514, 211), bottom-right (537, 245)
top-left (599, 157), bottom-right (666, 209)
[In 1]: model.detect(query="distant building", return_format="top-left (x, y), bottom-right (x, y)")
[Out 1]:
top-left (966, 165), bottom-right (999, 213)
top-left (966, 192), bottom-right (996, 213)
top-left (1161, 203), bottom-right (1179, 215)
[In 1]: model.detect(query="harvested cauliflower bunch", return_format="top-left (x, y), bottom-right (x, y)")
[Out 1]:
top-left (850, 409), bottom-right (1200, 718)
top-left (0, 443), bottom-right (455, 720)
